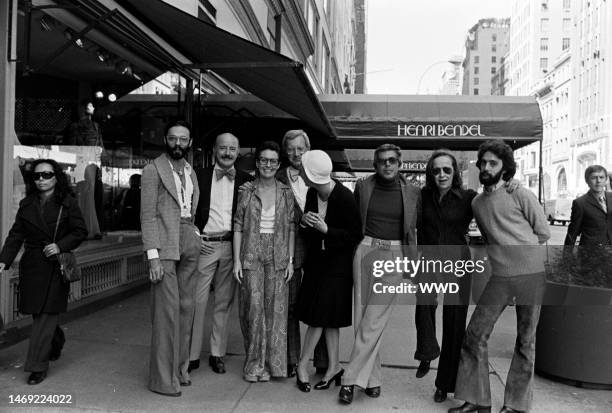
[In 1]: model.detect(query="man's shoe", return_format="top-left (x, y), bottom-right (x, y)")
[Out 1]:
top-left (180, 379), bottom-right (192, 387)
top-left (187, 359), bottom-right (200, 373)
top-left (150, 389), bottom-right (182, 397)
top-left (287, 364), bottom-right (297, 378)
top-left (434, 388), bottom-right (447, 403)
top-left (416, 360), bottom-right (431, 378)
top-left (209, 355), bottom-right (226, 374)
top-left (499, 407), bottom-right (524, 413)
top-left (448, 402), bottom-right (491, 413)
top-left (364, 386), bottom-right (381, 398)
top-left (27, 371), bottom-right (47, 385)
top-left (338, 385), bottom-right (354, 404)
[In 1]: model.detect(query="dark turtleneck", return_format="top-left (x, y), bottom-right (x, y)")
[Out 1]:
top-left (364, 175), bottom-right (403, 240)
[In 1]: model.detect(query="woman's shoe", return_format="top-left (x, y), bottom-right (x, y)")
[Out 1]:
top-left (296, 374), bottom-right (311, 392)
top-left (434, 388), bottom-right (447, 402)
top-left (314, 369), bottom-right (344, 390)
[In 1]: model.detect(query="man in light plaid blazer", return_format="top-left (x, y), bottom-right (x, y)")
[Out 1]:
top-left (141, 120), bottom-right (200, 397)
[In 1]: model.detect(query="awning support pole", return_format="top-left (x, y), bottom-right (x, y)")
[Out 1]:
top-left (24, 8), bottom-right (118, 75)
top-left (184, 61), bottom-right (302, 70)
top-left (539, 139), bottom-right (543, 203)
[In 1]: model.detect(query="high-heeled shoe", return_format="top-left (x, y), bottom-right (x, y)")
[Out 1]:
top-left (296, 373), bottom-right (311, 392)
top-left (314, 369), bottom-right (344, 390)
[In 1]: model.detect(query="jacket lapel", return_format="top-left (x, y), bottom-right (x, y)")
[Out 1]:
top-left (154, 155), bottom-right (180, 206)
top-left (585, 192), bottom-right (606, 214)
top-left (20, 195), bottom-right (53, 238)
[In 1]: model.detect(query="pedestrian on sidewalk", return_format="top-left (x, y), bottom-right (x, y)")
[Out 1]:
top-left (141, 120), bottom-right (200, 397)
top-left (338, 144), bottom-right (421, 405)
top-left (233, 141), bottom-right (296, 382)
top-left (276, 130), bottom-right (329, 377)
top-left (294, 150), bottom-right (362, 393)
top-left (449, 140), bottom-right (550, 413)
top-left (188, 133), bottom-right (253, 376)
top-left (0, 159), bottom-right (87, 385)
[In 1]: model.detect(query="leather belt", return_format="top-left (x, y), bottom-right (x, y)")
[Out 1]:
top-left (362, 236), bottom-right (402, 248)
top-left (201, 232), bottom-right (232, 242)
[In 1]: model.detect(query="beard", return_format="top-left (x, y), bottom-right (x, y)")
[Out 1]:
top-left (479, 169), bottom-right (504, 186)
top-left (166, 144), bottom-right (189, 160)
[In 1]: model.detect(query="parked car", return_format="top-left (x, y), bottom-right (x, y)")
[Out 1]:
top-left (544, 196), bottom-right (573, 225)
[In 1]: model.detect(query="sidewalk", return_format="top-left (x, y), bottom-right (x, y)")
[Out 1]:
top-left (0, 291), bottom-right (610, 412)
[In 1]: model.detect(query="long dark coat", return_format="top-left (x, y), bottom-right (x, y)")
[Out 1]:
top-left (297, 181), bottom-right (362, 328)
top-left (0, 193), bottom-right (87, 314)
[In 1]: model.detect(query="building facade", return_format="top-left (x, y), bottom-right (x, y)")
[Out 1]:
top-left (439, 56), bottom-right (463, 95)
top-left (461, 18), bottom-right (510, 96)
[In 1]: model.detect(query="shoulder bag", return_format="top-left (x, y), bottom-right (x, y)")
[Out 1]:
top-left (53, 205), bottom-right (81, 283)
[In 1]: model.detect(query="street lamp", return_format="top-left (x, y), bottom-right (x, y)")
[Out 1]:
top-left (416, 56), bottom-right (463, 94)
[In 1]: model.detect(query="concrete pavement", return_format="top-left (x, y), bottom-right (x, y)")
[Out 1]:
top-left (0, 291), bottom-right (610, 412)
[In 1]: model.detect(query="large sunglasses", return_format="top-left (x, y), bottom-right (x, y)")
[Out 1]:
top-left (33, 171), bottom-right (55, 181)
top-left (375, 156), bottom-right (399, 166)
top-left (432, 167), bottom-right (453, 176)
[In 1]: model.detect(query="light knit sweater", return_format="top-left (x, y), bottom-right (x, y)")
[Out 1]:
top-left (472, 186), bottom-right (551, 277)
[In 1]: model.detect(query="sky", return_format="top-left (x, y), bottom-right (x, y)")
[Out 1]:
top-left (366, 0), bottom-right (511, 94)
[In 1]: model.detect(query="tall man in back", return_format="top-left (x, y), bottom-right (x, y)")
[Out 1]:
top-left (276, 129), bottom-right (327, 376)
top-left (141, 120), bottom-right (200, 396)
top-left (450, 140), bottom-right (550, 413)
top-left (564, 165), bottom-right (612, 248)
top-left (188, 132), bottom-right (253, 374)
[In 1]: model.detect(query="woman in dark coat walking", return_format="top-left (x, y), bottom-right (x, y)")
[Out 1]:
top-left (0, 159), bottom-right (87, 385)
top-left (295, 150), bottom-right (362, 392)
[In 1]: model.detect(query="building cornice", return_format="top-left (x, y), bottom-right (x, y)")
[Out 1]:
top-left (231, 0), bottom-right (270, 48)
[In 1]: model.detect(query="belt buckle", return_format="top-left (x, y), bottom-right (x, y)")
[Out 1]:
top-left (374, 239), bottom-right (391, 250)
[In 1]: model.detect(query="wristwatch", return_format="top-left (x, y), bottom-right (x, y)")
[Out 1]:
top-left (289, 256), bottom-right (294, 264)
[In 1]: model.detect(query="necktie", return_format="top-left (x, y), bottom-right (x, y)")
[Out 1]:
top-left (216, 168), bottom-right (235, 181)
top-left (599, 195), bottom-right (607, 213)
top-left (288, 168), bottom-right (300, 182)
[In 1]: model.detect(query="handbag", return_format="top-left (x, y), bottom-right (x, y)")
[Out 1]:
top-left (53, 205), bottom-right (81, 283)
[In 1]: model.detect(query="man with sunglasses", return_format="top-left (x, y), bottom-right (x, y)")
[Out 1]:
top-left (188, 133), bottom-right (253, 376)
top-left (141, 120), bottom-right (200, 396)
top-left (339, 143), bottom-right (421, 405)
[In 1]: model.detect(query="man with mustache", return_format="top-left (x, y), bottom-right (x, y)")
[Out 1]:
top-left (449, 140), bottom-right (550, 413)
top-left (188, 133), bottom-right (253, 375)
top-left (141, 120), bottom-right (200, 396)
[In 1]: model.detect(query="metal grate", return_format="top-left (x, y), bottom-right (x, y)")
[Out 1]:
top-left (15, 98), bottom-right (73, 135)
top-left (81, 259), bottom-right (123, 297)
top-left (126, 255), bottom-right (147, 282)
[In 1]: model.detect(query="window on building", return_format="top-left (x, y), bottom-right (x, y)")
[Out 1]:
top-left (473, 88), bottom-right (479, 95)
top-left (540, 57), bottom-right (548, 72)
top-left (474, 77), bottom-right (479, 85)
top-left (562, 37), bottom-right (570, 51)
top-left (541, 18), bottom-right (549, 32)
top-left (563, 18), bottom-right (571, 32)
top-left (474, 66), bottom-right (479, 75)
top-left (530, 152), bottom-right (536, 169)
top-left (492, 56), bottom-right (497, 63)
top-left (491, 67), bottom-right (496, 74)
top-left (198, 0), bottom-right (217, 21)
top-left (492, 34), bottom-right (497, 42)
top-left (557, 169), bottom-right (567, 191)
top-left (491, 44), bottom-right (497, 53)
top-left (563, 0), bottom-right (571, 9)
top-left (307, 0), bottom-right (317, 37)
top-left (541, 0), bottom-right (548, 11)
top-left (540, 37), bottom-right (549, 51)
top-left (267, 9), bottom-right (276, 49)
top-left (474, 55), bottom-right (479, 64)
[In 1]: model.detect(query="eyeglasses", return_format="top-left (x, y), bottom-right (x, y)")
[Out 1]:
top-left (166, 135), bottom-right (190, 145)
top-left (258, 158), bottom-right (279, 167)
top-left (375, 157), bottom-right (399, 166)
top-left (33, 171), bottom-right (55, 181)
top-left (432, 167), bottom-right (453, 176)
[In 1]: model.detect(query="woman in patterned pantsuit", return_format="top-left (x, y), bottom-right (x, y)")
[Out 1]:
top-left (233, 141), bottom-right (296, 382)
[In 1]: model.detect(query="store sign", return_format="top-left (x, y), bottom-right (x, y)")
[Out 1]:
top-left (397, 123), bottom-right (485, 137)
top-left (401, 161), bottom-right (427, 171)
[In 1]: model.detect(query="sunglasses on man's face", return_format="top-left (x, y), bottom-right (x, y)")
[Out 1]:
top-left (33, 171), bottom-right (55, 181)
top-left (375, 157), bottom-right (399, 166)
top-left (432, 167), bottom-right (453, 176)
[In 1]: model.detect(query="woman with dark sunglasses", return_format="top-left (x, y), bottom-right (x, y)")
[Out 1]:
top-left (0, 159), bottom-right (87, 385)
top-left (415, 150), bottom-right (518, 403)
